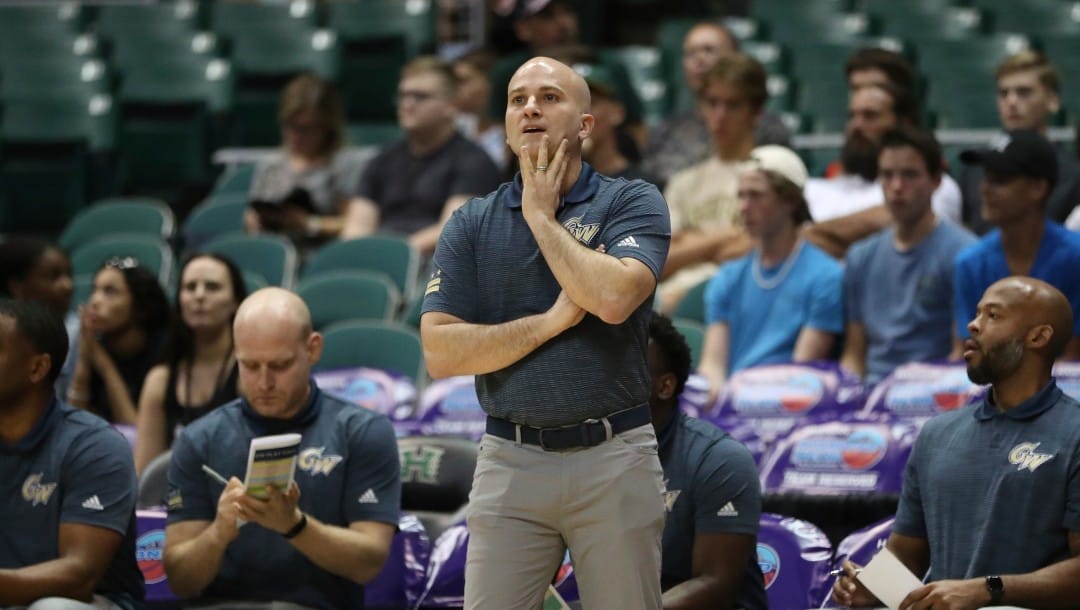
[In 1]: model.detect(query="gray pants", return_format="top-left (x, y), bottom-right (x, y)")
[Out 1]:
top-left (5, 596), bottom-right (120, 610)
top-left (464, 424), bottom-right (666, 610)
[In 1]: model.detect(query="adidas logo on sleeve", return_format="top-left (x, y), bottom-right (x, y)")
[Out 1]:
top-left (358, 489), bottom-right (379, 504)
top-left (717, 501), bottom-right (739, 517)
top-left (81, 495), bottom-right (104, 511)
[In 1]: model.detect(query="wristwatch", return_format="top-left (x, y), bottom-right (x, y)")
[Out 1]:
top-left (985, 575), bottom-right (1004, 605)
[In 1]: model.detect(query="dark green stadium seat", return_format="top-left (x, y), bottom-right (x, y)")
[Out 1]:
top-left (298, 270), bottom-right (402, 329)
top-left (0, 58), bottom-right (110, 103)
top-left (0, 3), bottom-right (82, 35)
top-left (211, 164), bottom-right (256, 197)
top-left (401, 293), bottom-right (424, 329)
top-left (915, 35), bottom-right (1033, 81)
top-left (794, 68), bottom-right (850, 134)
top-left (210, 0), bottom-right (318, 42)
top-left (765, 75), bottom-right (795, 114)
top-left (0, 31), bottom-right (100, 65)
top-left (303, 236), bottom-right (420, 302)
top-left (94, 1), bottom-right (198, 39)
top-left (866, 4), bottom-right (988, 41)
top-left (316, 320), bottom-right (425, 384)
top-left (926, 77), bottom-right (1000, 129)
top-left (108, 31), bottom-right (220, 75)
top-left (974, 0), bottom-right (1080, 36)
top-left (672, 279), bottom-right (708, 324)
top-left (182, 194), bottom-right (245, 251)
top-left (71, 234), bottom-right (175, 285)
top-left (598, 46), bottom-right (670, 122)
top-left (751, 0), bottom-right (871, 44)
top-left (59, 198), bottom-right (175, 252)
top-left (671, 318), bottom-right (706, 369)
top-left (203, 234), bottom-right (298, 288)
top-left (327, 0), bottom-right (437, 58)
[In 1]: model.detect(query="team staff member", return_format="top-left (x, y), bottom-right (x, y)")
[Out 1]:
top-left (648, 313), bottom-right (766, 610)
top-left (163, 288), bottom-right (401, 609)
top-left (0, 299), bottom-right (144, 609)
top-left (835, 277), bottom-right (1080, 608)
top-left (421, 57), bottom-right (671, 609)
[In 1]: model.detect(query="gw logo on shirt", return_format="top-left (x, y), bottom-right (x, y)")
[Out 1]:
top-left (400, 446), bottom-right (444, 484)
top-left (563, 216), bottom-right (600, 246)
top-left (22, 473), bottom-right (58, 507)
top-left (298, 447), bottom-right (344, 476)
top-left (1009, 442), bottom-right (1054, 472)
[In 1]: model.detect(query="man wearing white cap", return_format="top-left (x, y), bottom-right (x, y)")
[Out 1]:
top-left (697, 145), bottom-right (844, 399)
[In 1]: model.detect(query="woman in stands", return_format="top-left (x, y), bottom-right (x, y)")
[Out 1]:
top-left (0, 238), bottom-right (77, 394)
top-left (67, 258), bottom-right (170, 426)
top-left (245, 73), bottom-right (363, 247)
top-left (135, 254), bottom-right (247, 475)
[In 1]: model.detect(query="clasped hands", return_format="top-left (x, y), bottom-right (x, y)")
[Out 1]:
top-left (211, 477), bottom-right (304, 544)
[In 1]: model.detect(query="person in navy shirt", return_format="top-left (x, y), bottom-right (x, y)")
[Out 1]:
top-left (648, 313), bottom-right (766, 610)
top-left (835, 277), bottom-right (1080, 608)
top-left (163, 288), bottom-right (401, 609)
top-left (0, 299), bottom-right (143, 610)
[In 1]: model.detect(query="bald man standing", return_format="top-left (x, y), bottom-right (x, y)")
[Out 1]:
top-left (835, 277), bottom-right (1080, 608)
top-left (421, 57), bottom-right (670, 609)
top-left (163, 288), bottom-right (401, 609)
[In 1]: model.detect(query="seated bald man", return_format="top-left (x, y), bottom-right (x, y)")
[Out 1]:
top-left (834, 277), bottom-right (1080, 608)
top-left (163, 288), bottom-right (401, 609)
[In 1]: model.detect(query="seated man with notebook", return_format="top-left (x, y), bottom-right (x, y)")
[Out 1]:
top-left (833, 277), bottom-right (1080, 608)
top-left (163, 288), bottom-right (402, 609)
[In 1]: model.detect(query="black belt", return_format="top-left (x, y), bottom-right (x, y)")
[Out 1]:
top-left (486, 405), bottom-right (652, 451)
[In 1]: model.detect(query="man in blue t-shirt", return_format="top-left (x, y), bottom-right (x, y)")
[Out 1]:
top-left (698, 145), bottom-right (844, 399)
top-left (422, 57), bottom-right (670, 609)
top-left (835, 277), bottom-right (1080, 608)
top-left (953, 129), bottom-right (1080, 360)
top-left (0, 299), bottom-right (144, 610)
top-left (842, 126), bottom-right (976, 384)
top-left (648, 313), bottom-right (766, 610)
top-left (163, 288), bottom-right (401, 609)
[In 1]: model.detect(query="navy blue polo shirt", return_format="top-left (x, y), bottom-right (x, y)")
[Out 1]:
top-left (167, 383), bottom-right (401, 610)
top-left (658, 413), bottom-right (767, 610)
top-left (422, 163), bottom-right (671, 427)
top-left (0, 399), bottom-right (144, 606)
top-left (895, 380), bottom-right (1080, 581)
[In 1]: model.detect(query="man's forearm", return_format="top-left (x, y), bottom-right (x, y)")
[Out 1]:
top-left (408, 223), bottom-right (442, 258)
top-left (662, 575), bottom-right (733, 610)
top-left (0, 561), bottom-right (98, 606)
top-left (163, 526), bottom-right (230, 598)
top-left (422, 313), bottom-right (566, 379)
top-left (1001, 555), bottom-right (1080, 608)
top-left (526, 212), bottom-right (651, 324)
top-left (289, 517), bottom-right (390, 584)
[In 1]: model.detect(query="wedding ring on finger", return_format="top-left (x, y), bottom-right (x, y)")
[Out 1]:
top-left (537, 165), bottom-right (548, 171)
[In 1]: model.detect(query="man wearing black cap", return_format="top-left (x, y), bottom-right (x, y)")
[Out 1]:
top-left (577, 63), bottom-right (646, 181)
top-left (953, 129), bottom-right (1080, 360)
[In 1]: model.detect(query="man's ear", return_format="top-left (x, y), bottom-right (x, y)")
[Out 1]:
top-left (27, 353), bottom-right (51, 385)
top-left (1027, 323), bottom-right (1054, 350)
top-left (306, 332), bottom-right (324, 366)
top-left (578, 112), bottom-right (595, 142)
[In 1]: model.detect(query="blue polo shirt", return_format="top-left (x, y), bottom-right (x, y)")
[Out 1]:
top-left (0, 399), bottom-right (144, 606)
top-left (894, 380), bottom-right (1080, 581)
top-left (167, 383), bottom-right (401, 610)
top-left (422, 163), bottom-right (671, 427)
top-left (954, 219), bottom-right (1080, 338)
top-left (657, 413), bottom-right (767, 609)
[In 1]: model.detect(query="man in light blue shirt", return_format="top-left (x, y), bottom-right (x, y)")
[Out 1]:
top-left (843, 126), bottom-right (975, 384)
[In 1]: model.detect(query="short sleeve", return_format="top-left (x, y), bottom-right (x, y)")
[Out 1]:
top-left (843, 244), bottom-right (868, 325)
top-left (422, 208), bottom-right (479, 321)
top-left (165, 429), bottom-right (216, 524)
top-left (931, 174), bottom-right (963, 224)
top-left (599, 181), bottom-right (671, 280)
top-left (703, 265), bottom-right (734, 326)
top-left (807, 259), bottom-right (844, 334)
top-left (953, 255), bottom-right (978, 339)
top-left (694, 441), bottom-right (761, 537)
top-left (343, 416), bottom-right (401, 525)
top-left (892, 434), bottom-right (928, 538)
top-left (448, 144), bottom-right (501, 200)
top-left (60, 427), bottom-right (137, 535)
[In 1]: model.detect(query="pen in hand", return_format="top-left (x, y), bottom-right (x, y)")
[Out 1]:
top-left (828, 567), bottom-right (862, 578)
top-left (202, 464), bottom-right (230, 486)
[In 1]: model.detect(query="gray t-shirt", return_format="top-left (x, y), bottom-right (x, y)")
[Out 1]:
top-left (249, 149), bottom-right (368, 215)
top-left (894, 381), bottom-right (1080, 581)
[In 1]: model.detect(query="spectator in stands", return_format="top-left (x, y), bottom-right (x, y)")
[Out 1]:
top-left (134, 254), bottom-right (246, 475)
top-left (68, 258), bottom-right (170, 426)
top-left (578, 64), bottom-right (646, 181)
top-left (698, 146), bottom-right (842, 398)
top-left (954, 130), bottom-right (1080, 360)
top-left (0, 238), bottom-right (77, 395)
top-left (961, 51), bottom-right (1080, 234)
top-left (342, 56), bottom-right (500, 257)
top-left (0, 299), bottom-right (144, 609)
top-left (163, 288), bottom-right (400, 608)
top-left (805, 82), bottom-right (962, 224)
top-left (453, 49), bottom-right (509, 171)
top-left (648, 312), bottom-right (766, 610)
top-left (843, 47), bottom-right (918, 108)
top-left (246, 74), bottom-right (363, 246)
top-left (642, 21), bottom-right (790, 190)
top-left (842, 127), bottom-right (976, 384)
top-left (657, 53), bottom-right (766, 313)
top-left (835, 277), bottom-right (1080, 609)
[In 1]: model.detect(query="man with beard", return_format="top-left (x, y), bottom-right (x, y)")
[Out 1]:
top-left (805, 82), bottom-right (962, 225)
top-left (954, 130), bottom-right (1080, 359)
top-left (834, 277), bottom-right (1080, 609)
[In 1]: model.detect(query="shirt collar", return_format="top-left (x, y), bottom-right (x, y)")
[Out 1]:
top-left (240, 379), bottom-right (322, 435)
top-left (504, 162), bottom-right (600, 209)
top-left (2, 397), bottom-right (60, 453)
top-left (973, 379), bottom-right (1062, 421)
top-left (656, 409), bottom-right (681, 454)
